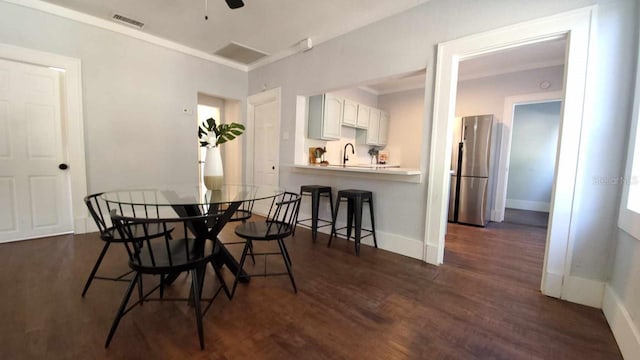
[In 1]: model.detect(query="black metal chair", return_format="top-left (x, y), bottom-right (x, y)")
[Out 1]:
top-left (82, 193), bottom-right (173, 297)
top-left (106, 211), bottom-right (230, 350)
top-left (231, 192), bottom-right (301, 296)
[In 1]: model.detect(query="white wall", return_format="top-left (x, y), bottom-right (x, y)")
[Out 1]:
top-left (248, 0), bottom-right (638, 284)
top-left (0, 1), bottom-right (247, 193)
top-left (506, 101), bottom-right (561, 212)
top-left (604, 3), bottom-right (640, 357)
top-left (378, 88), bottom-right (425, 168)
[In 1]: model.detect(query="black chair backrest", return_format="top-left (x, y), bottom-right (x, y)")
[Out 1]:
top-left (265, 192), bottom-right (301, 236)
top-left (85, 192), bottom-right (169, 238)
top-left (84, 193), bottom-right (116, 237)
top-left (110, 210), bottom-right (221, 268)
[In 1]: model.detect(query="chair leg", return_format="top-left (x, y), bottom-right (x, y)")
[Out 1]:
top-left (231, 240), bottom-right (251, 297)
top-left (354, 198), bottom-right (363, 256)
top-left (82, 240), bottom-right (111, 297)
top-left (137, 274), bottom-right (144, 305)
top-left (368, 198), bottom-right (378, 248)
top-left (277, 238), bottom-right (297, 293)
top-left (281, 238), bottom-right (293, 266)
top-left (210, 259), bottom-right (231, 299)
top-left (105, 272), bottom-right (139, 348)
top-left (159, 275), bottom-right (165, 299)
top-left (248, 240), bottom-right (256, 265)
top-left (328, 199), bottom-right (340, 248)
top-left (190, 268), bottom-right (205, 350)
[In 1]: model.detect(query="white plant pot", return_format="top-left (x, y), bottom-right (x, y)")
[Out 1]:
top-left (203, 146), bottom-right (224, 190)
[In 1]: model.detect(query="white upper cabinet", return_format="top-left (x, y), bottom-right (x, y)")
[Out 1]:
top-left (308, 93), bottom-right (342, 140)
top-left (342, 99), bottom-right (358, 127)
top-left (357, 108), bottom-right (389, 146)
top-left (366, 108), bottom-right (381, 144)
top-left (378, 111), bottom-right (389, 146)
top-left (356, 104), bottom-right (370, 129)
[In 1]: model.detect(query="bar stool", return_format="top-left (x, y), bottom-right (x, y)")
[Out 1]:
top-left (294, 185), bottom-right (335, 241)
top-left (329, 189), bottom-right (377, 256)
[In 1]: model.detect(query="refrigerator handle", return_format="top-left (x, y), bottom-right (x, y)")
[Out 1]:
top-left (463, 125), bottom-right (467, 140)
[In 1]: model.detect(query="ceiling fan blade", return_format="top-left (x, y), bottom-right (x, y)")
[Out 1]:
top-left (225, 0), bottom-right (244, 9)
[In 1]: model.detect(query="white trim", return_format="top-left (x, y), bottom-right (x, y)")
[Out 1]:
top-left (246, 87), bottom-right (282, 194)
top-left (3, 0), bottom-right (247, 72)
top-left (505, 199), bottom-right (550, 212)
top-left (561, 275), bottom-right (605, 308)
top-left (423, 4), bottom-right (596, 304)
top-left (603, 284), bottom-right (640, 360)
top-left (493, 91), bottom-right (562, 221)
top-left (0, 42), bottom-right (89, 234)
top-left (310, 226), bottom-right (424, 260)
top-left (541, 271), bottom-right (563, 298)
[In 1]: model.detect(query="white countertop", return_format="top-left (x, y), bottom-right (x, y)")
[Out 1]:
top-left (290, 164), bottom-right (422, 183)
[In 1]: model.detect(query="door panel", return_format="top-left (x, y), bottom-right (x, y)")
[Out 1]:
top-left (250, 92), bottom-right (280, 216)
top-left (0, 178), bottom-right (16, 231)
top-left (457, 176), bottom-right (488, 226)
top-left (461, 115), bottom-right (492, 177)
top-left (0, 58), bottom-right (71, 242)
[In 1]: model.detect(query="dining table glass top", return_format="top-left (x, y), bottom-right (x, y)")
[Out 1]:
top-left (101, 184), bottom-right (284, 207)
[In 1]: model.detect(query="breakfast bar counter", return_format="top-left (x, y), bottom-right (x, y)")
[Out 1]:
top-left (290, 164), bottom-right (422, 183)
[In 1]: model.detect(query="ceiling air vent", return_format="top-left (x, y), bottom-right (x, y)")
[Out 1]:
top-left (214, 42), bottom-right (268, 65)
top-left (112, 13), bottom-right (145, 29)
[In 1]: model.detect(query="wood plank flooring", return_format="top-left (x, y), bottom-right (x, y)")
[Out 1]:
top-left (0, 221), bottom-right (621, 359)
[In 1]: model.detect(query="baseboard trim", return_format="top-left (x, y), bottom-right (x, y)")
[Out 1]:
top-left (310, 226), bottom-right (423, 260)
top-left (505, 199), bottom-right (550, 212)
top-left (603, 284), bottom-right (640, 359)
top-left (561, 275), bottom-right (605, 308)
top-left (541, 271), bottom-right (563, 298)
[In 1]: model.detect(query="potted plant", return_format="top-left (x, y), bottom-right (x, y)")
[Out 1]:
top-left (198, 118), bottom-right (245, 189)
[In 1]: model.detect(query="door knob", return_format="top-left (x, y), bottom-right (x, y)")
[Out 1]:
top-left (272, 166), bottom-right (275, 170)
top-left (58, 163), bottom-right (69, 170)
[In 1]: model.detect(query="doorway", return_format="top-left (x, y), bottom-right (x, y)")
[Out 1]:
top-left (504, 101), bottom-right (561, 228)
top-left (197, 92), bottom-right (243, 193)
top-left (424, 7), bottom-right (596, 300)
top-left (246, 88), bottom-right (281, 216)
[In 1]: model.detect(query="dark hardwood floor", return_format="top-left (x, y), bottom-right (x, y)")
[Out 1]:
top-left (0, 221), bottom-right (621, 359)
top-left (504, 208), bottom-right (550, 228)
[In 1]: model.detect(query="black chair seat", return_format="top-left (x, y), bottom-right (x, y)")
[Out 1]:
top-left (235, 221), bottom-right (293, 241)
top-left (129, 238), bottom-right (215, 274)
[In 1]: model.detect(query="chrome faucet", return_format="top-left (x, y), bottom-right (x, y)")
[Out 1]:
top-left (343, 143), bottom-right (355, 166)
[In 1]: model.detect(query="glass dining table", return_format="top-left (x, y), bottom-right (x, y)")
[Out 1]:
top-left (101, 184), bottom-right (284, 284)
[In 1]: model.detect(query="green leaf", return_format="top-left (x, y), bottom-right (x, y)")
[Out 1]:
top-left (230, 129), bottom-right (243, 136)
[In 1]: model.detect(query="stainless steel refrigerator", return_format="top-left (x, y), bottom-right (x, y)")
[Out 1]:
top-left (448, 115), bottom-right (493, 226)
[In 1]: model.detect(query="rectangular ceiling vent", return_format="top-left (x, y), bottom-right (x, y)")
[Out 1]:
top-left (214, 42), bottom-right (268, 65)
top-left (112, 13), bottom-right (145, 29)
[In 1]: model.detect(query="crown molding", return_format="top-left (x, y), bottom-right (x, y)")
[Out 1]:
top-left (3, 0), bottom-right (248, 72)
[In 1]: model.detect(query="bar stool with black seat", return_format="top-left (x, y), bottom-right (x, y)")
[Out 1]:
top-left (231, 192), bottom-right (301, 296)
top-left (82, 193), bottom-right (173, 297)
top-left (294, 185), bottom-right (335, 241)
top-left (328, 189), bottom-right (378, 256)
top-left (106, 211), bottom-right (230, 350)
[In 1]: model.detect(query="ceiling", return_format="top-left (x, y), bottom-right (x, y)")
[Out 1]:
top-left (362, 38), bottom-right (566, 95)
top-left (39, 0), bottom-right (430, 67)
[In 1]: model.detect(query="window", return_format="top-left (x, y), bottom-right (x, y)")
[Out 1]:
top-left (619, 44), bottom-right (640, 239)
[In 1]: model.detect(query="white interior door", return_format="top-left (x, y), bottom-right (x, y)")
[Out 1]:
top-left (0, 58), bottom-right (72, 243)
top-left (247, 88), bottom-right (281, 216)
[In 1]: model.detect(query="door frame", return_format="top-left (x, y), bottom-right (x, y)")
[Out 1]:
top-left (492, 91), bottom-right (563, 222)
top-left (0, 43), bottom-right (87, 234)
top-left (246, 87), bottom-right (282, 187)
top-left (423, 6), bottom-right (596, 299)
